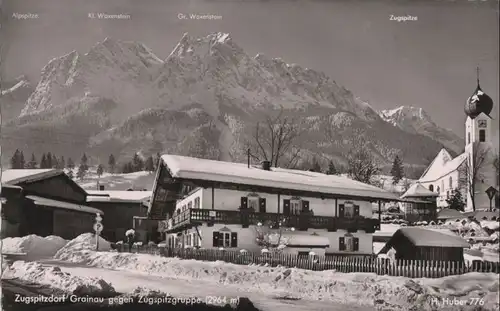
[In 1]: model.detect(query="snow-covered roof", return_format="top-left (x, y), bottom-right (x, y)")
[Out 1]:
top-left (86, 190), bottom-right (152, 203)
top-left (437, 208), bottom-right (464, 220)
top-left (159, 155), bottom-right (399, 201)
top-left (395, 227), bottom-right (470, 248)
top-left (26, 195), bottom-right (103, 214)
top-left (419, 150), bottom-right (467, 183)
top-left (1, 169), bottom-right (62, 185)
top-left (400, 183), bottom-right (438, 198)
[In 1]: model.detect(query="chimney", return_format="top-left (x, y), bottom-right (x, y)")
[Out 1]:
top-left (261, 160), bottom-right (271, 171)
top-left (99, 185), bottom-right (105, 191)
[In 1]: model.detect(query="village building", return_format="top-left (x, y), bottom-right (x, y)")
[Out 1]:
top-left (418, 74), bottom-right (498, 211)
top-left (86, 190), bottom-right (151, 242)
top-left (378, 227), bottom-right (470, 262)
top-left (148, 155), bottom-right (399, 256)
top-left (399, 183), bottom-right (438, 222)
top-left (1, 169), bottom-right (102, 239)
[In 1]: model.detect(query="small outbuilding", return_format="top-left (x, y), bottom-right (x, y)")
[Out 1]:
top-left (378, 227), bottom-right (470, 262)
top-left (400, 183), bottom-right (438, 222)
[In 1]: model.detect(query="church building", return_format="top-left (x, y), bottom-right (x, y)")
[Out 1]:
top-left (418, 71), bottom-right (498, 211)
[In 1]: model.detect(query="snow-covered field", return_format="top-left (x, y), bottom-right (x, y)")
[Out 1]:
top-left (2, 233), bottom-right (500, 310)
top-left (73, 170), bottom-right (155, 190)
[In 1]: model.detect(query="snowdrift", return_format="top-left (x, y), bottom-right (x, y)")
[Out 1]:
top-left (1, 235), bottom-right (67, 259)
top-left (2, 261), bottom-right (116, 297)
top-left (57, 250), bottom-right (500, 310)
top-left (55, 233), bottom-right (111, 260)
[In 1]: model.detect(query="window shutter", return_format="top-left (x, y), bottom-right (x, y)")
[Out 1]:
top-left (241, 197), bottom-right (248, 209)
top-left (212, 231), bottom-right (219, 247)
top-left (354, 205), bottom-right (360, 216)
top-left (338, 204), bottom-right (345, 217)
top-left (302, 200), bottom-right (310, 212)
top-left (283, 199), bottom-right (291, 215)
top-left (230, 232), bottom-right (238, 247)
top-left (259, 198), bottom-right (266, 213)
top-left (339, 237), bottom-right (346, 251)
top-left (353, 237), bottom-right (359, 251)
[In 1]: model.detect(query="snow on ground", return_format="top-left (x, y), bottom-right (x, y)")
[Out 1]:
top-left (75, 171), bottom-right (155, 190)
top-left (481, 220), bottom-right (500, 231)
top-left (1, 235), bottom-right (67, 260)
top-left (55, 233), bottom-right (110, 259)
top-left (2, 261), bottom-right (116, 297)
top-left (52, 246), bottom-right (500, 310)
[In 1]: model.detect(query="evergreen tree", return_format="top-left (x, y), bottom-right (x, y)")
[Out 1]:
top-left (154, 152), bottom-right (161, 170)
top-left (81, 153), bottom-right (88, 170)
top-left (132, 153), bottom-right (144, 172)
top-left (145, 156), bottom-right (155, 172)
top-left (108, 154), bottom-right (116, 173)
top-left (19, 151), bottom-right (26, 169)
top-left (10, 149), bottom-right (20, 169)
top-left (59, 156), bottom-right (66, 169)
top-left (446, 189), bottom-right (466, 212)
top-left (390, 155), bottom-right (404, 185)
top-left (26, 153), bottom-right (38, 169)
top-left (40, 153), bottom-right (48, 169)
top-left (67, 157), bottom-right (75, 170)
top-left (51, 153), bottom-right (59, 168)
top-left (325, 160), bottom-right (338, 175)
top-left (46, 152), bottom-right (53, 168)
top-left (122, 162), bottom-right (134, 174)
top-left (76, 164), bottom-right (87, 180)
top-left (96, 164), bottom-right (104, 178)
top-left (67, 170), bottom-right (74, 179)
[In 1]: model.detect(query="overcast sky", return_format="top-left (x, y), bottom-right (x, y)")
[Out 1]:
top-left (2, 0), bottom-right (498, 136)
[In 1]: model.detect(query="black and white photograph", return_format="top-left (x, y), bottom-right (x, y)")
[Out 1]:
top-left (1, 1), bottom-right (499, 310)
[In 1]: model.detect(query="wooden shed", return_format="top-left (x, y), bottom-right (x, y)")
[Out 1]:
top-left (378, 227), bottom-right (470, 262)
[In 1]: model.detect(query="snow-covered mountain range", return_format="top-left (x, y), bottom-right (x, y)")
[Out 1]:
top-left (1, 33), bottom-right (463, 171)
top-left (379, 106), bottom-right (464, 154)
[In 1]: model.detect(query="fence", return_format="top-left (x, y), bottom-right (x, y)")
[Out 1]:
top-left (114, 245), bottom-right (500, 279)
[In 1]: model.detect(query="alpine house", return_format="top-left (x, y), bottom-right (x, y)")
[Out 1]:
top-left (148, 155), bottom-right (399, 256)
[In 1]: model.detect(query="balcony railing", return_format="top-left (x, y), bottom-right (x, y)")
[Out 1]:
top-left (166, 208), bottom-right (379, 233)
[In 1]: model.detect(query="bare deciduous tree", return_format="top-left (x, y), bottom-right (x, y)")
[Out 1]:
top-left (346, 131), bottom-right (380, 185)
top-left (459, 142), bottom-right (490, 211)
top-left (248, 109), bottom-right (301, 168)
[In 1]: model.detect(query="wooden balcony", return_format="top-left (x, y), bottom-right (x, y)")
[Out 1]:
top-left (166, 209), bottom-right (379, 234)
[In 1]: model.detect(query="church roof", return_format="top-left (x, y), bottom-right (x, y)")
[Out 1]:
top-left (401, 183), bottom-right (439, 198)
top-left (419, 149), bottom-right (468, 183)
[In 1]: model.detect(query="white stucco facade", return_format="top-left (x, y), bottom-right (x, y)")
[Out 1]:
top-left (168, 187), bottom-right (375, 255)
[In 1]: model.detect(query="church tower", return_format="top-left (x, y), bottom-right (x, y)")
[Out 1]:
top-left (463, 68), bottom-right (496, 211)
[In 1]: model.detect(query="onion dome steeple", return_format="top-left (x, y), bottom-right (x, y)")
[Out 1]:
top-left (465, 67), bottom-right (494, 119)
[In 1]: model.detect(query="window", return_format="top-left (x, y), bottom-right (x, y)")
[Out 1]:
top-left (186, 234), bottom-right (192, 247)
top-left (449, 176), bottom-right (453, 189)
top-left (290, 200), bottom-right (302, 215)
top-left (436, 186), bottom-right (440, 193)
top-left (188, 201), bottom-right (193, 209)
top-left (192, 233), bottom-right (200, 247)
top-left (194, 197), bottom-right (200, 209)
top-left (467, 132), bottom-right (471, 145)
top-left (339, 234), bottom-right (359, 252)
top-left (446, 191), bottom-right (450, 199)
top-left (212, 231), bottom-right (238, 247)
top-left (429, 185), bottom-right (434, 192)
top-left (479, 130), bottom-right (486, 142)
top-left (248, 197), bottom-right (259, 210)
top-left (339, 201), bottom-right (360, 218)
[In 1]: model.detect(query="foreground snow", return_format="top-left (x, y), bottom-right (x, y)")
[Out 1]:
top-left (2, 261), bottom-right (116, 297)
top-left (2, 235), bottom-right (67, 260)
top-left (54, 247), bottom-right (500, 310)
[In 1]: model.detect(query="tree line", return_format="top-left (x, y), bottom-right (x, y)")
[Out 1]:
top-left (9, 149), bottom-right (161, 180)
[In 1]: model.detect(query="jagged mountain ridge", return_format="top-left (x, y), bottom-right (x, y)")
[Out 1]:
top-left (379, 106), bottom-right (464, 154)
top-left (2, 33), bottom-right (455, 168)
top-left (1, 75), bottom-right (34, 121)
